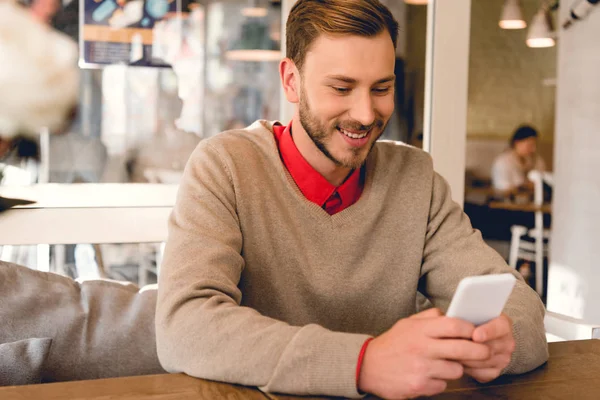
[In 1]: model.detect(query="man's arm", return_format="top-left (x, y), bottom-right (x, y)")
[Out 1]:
top-left (155, 141), bottom-right (370, 398)
top-left (419, 172), bottom-right (549, 375)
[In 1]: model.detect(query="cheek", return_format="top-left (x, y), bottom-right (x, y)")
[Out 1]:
top-left (310, 92), bottom-right (350, 122)
top-left (375, 96), bottom-right (395, 119)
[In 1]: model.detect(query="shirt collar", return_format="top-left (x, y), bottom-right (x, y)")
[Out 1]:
top-left (275, 121), bottom-right (362, 208)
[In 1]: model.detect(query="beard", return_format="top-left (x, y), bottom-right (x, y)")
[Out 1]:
top-left (298, 87), bottom-right (386, 170)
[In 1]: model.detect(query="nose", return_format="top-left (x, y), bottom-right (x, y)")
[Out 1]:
top-left (349, 92), bottom-right (376, 128)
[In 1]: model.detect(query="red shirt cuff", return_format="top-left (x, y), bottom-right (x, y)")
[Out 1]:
top-left (356, 337), bottom-right (374, 391)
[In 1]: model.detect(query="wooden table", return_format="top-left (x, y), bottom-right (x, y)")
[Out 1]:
top-left (489, 200), bottom-right (552, 214)
top-left (2, 340), bottom-right (599, 400)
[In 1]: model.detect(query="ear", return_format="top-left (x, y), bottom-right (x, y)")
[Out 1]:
top-left (279, 58), bottom-right (300, 104)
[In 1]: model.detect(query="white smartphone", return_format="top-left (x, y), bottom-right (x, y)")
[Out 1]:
top-left (446, 273), bottom-right (516, 326)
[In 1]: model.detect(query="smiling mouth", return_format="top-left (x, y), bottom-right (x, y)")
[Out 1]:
top-left (337, 127), bottom-right (370, 139)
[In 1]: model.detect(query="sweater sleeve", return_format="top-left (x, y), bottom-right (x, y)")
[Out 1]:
top-left (420, 172), bottom-right (549, 375)
top-left (155, 141), bottom-right (371, 398)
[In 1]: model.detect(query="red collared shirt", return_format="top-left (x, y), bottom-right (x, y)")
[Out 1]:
top-left (272, 121), bottom-right (371, 389)
top-left (273, 122), bottom-right (364, 215)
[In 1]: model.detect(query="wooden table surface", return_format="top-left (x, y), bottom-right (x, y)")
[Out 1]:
top-left (2, 340), bottom-right (599, 400)
top-left (488, 200), bottom-right (552, 214)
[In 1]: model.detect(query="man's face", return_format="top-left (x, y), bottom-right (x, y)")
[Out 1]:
top-left (297, 32), bottom-right (396, 170)
top-left (515, 137), bottom-right (537, 158)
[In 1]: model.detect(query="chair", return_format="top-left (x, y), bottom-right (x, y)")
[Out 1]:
top-left (545, 311), bottom-right (600, 342)
top-left (508, 170), bottom-right (553, 296)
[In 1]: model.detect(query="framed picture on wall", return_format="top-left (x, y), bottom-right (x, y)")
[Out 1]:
top-left (79, 0), bottom-right (189, 68)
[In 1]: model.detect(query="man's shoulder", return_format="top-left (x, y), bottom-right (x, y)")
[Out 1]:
top-left (189, 120), bottom-right (278, 167)
top-left (202, 120), bottom-right (277, 153)
top-left (369, 141), bottom-right (435, 188)
top-left (374, 140), bottom-right (433, 168)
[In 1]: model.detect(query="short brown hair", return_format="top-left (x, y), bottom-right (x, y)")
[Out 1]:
top-left (286, 0), bottom-right (399, 71)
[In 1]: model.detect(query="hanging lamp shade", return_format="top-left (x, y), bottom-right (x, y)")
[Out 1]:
top-left (499, 0), bottom-right (527, 29)
top-left (241, 6), bottom-right (268, 17)
top-left (226, 20), bottom-right (280, 62)
top-left (241, 0), bottom-right (269, 18)
top-left (526, 8), bottom-right (556, 48)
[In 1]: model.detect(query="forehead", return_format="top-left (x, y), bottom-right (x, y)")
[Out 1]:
top-left (302, 33), bottom-right (396, 82)
top-left (519, 137), bottom-right (537, 143)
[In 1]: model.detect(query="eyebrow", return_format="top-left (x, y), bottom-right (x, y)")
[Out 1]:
top-left (325, 75), bottom-right (396, 85)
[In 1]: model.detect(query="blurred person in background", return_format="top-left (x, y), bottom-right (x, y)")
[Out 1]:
top-left (491, 125), bottom-right (546, 198)
top-left (0, 0), bottom-right (78, 158)
top-left (0, 0), bottom-right (78, 196)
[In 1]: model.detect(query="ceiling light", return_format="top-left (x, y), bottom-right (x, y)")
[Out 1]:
top-left (226, 20), bottom-right (280, 62)
top-left (241, 0), bottom-right (268, 18)
top-left (241, 7), bottom-right (268, 18)
top-left (527, 9), bottom-right (556, 48)
top-left (226, 49), bottom-right (281, 62)
top-left (499, 0), bottom-right (527, 29)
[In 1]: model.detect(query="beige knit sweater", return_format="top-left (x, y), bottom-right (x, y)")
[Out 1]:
top-left (156, 120), bottom-right (549, 398)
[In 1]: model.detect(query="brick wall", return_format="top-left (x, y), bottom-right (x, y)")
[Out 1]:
top-left (406, 0), bottom-right (556, 169)
top-left (468, 0), bottom-right (556, 168)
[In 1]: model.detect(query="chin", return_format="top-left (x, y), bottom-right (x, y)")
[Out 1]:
top-left (336, 152), bottom-right (369, 170)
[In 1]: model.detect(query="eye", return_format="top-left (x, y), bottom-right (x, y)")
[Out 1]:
top-left (332, 87), bottom-right (351, 94)
top-left (372, 87), bottom-right (392, 95)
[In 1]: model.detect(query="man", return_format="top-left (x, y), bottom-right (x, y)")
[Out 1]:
top-left (0, 0), bottom-right (78, 140)
top-left (491, 125), bottom-right (547, 195)
top-left (0, 0), bottom-right (78, 207)
top-left (156, 1), bottom-right (549, 398)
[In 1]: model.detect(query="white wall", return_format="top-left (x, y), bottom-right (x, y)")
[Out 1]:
top-left (546, 5), bottom-right (600, 322)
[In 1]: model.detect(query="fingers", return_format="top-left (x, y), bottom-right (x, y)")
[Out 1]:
top-left (461, 352), bottom-right (512, 370)
top-left (485, 336), bottom-right (516, 356)
top-left (428, 360), bottom-right (464, 381)
top-left (405, 377), bottom-right (448, 398)
top-left (473, 314), bottom-right (513, 343)
top-left (410, 308), bottom-right (444, 319)
top-left (464, 367), bottom-right (502, 383)
top-left (419, 379), bottom-right (448, 397)
top-left (428, 339), bottom-right (491, 361)
top-left (424, 317), bottom-right (476, 339)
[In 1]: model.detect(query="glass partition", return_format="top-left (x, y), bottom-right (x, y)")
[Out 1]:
top-left (2, 0), bottom-right (446, 284)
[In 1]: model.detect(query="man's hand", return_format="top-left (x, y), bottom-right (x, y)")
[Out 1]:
top-left (358, 308), bottom-right (491, 399)
top-left (462, 313), bottom-right (516, 383)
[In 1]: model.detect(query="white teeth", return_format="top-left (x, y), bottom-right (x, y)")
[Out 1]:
top-left (339, 128), bottom-right (368, 139)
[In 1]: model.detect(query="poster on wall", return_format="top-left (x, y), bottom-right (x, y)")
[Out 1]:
top-left (79, 0), bottom-right (184, 68)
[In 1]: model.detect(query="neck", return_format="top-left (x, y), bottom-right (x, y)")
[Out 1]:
top-left (290, 114), bottom-right (352, 187)
top-left (513, 149), bottom-right (531, 161)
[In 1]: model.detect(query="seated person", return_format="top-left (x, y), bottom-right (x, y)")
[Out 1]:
top-left (491, 125), bottom-right (547, 197)
top-left (155, 1), bottom-right (549, 399)
top-left (0, 0), bottom-right (77, 204)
